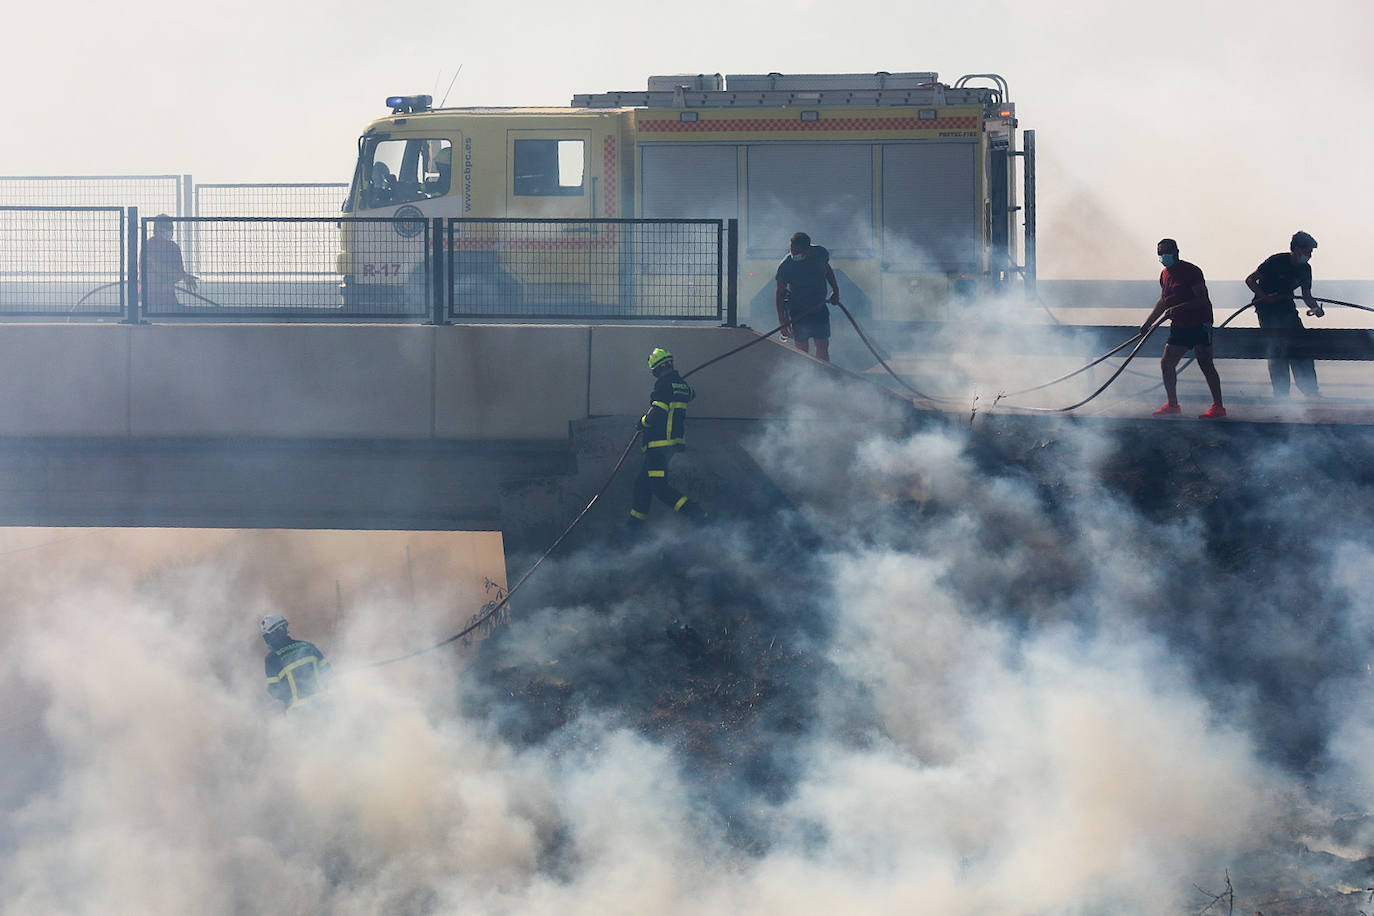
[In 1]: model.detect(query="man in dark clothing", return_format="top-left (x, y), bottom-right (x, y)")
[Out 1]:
top-left (1245, 230), bottom-right (1323, 397)
top-left (775, 231), bottom-right (842, 362)
top-left (140, 214), bottom-right (197, 310)
top-left (261, 614), bottom-right (332, 711)
top-left (1140, 238), bottom-right (1226, 419)
top-left (628, 347), bottom-right (705, 528)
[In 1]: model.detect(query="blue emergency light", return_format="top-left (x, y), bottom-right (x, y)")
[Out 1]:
top-left (386, 95), bottom-right (433, 114)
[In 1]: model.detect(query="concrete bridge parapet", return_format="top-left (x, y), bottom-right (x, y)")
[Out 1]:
top-left (0, 323), bottom-right (864, 442)
top-left (0, 323), bottom-right (902, 531)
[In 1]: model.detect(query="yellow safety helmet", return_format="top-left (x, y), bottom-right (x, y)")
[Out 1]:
top-left (647, 347), bottom-right (674, 372)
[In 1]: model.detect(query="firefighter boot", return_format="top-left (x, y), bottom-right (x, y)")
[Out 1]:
top-left (675, 498), bottom-right (707, 522)
top-left (612, 513), bottom-right (647, 546)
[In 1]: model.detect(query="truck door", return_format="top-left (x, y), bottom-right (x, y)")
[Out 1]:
top-left (498, 129), bottom-right (608, 312)
top-left (342, 134), bottom-right (456, 310)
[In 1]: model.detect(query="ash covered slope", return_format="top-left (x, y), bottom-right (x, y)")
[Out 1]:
top-left (9, 396), bottom-right (1374, 913)
top-left (471, 408), bottom-right (1374, 912)
top-left (473, 417), bottom-right (842, 850)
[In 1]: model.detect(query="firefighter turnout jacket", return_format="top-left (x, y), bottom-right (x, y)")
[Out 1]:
top-left (640, 370), bottom-right (694, 450)
top-left (265, 639), bottom-right (332, 710)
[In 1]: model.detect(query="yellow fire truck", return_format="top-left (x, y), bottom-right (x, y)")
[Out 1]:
top-left (340, 71), bottom-right (1034, 319)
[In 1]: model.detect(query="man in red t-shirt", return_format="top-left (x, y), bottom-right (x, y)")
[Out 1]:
top-left (1139, 238), bottom-right (1225, 419)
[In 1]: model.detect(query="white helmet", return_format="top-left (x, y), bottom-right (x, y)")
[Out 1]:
top-left (259, 614), bottom-right (288, 638)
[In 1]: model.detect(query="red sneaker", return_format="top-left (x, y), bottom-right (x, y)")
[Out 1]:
top-left (1199, 404), bottom-right (1227, 419)
top-left (1152, 403), bottom-right (1181, 416)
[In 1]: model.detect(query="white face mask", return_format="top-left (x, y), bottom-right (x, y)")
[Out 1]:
top-left (1158, 254), bottom-right (1176, 267)
top-left (790, 252), bottom-right (806, 262)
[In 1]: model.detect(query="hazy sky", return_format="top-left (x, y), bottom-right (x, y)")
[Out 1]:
top-left (3, 0), bottom-right (1370, 279)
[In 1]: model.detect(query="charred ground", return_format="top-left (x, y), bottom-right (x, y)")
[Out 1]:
top-left (467, 412), bottom-right (1374, 909)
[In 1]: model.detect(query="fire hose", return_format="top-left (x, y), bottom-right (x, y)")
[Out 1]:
top-left (350, 303), bottom-right (832, 670)
top-left (1118, 296), bottom-right (1373, 400)
top-left (68, 281), bottom-right (233, 314)
top-left (340, 292), bottom-right (1371, 670)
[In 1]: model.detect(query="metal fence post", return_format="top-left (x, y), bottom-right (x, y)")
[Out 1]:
top-left (181, 174), bottom-right (196, 272)
top-left (1022, 129), bottom-right (1037, 297)
top-left (124, 207), bottom-right (140, 324)
top-left (429, 217), bottom-right (446, 325)
top-left (725, 218), bottom-right (739, 327)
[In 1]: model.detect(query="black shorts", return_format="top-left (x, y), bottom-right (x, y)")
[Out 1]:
top-left (788, 304), bottom-right (831, 341)
top-left (1167, 324), bottom-right (1213, 350)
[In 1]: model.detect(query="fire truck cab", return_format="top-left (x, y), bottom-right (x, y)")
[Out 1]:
top-left (341, 72), bottom-right (1032, 319)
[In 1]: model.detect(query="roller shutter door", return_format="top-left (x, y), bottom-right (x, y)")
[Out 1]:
top-left (746, 144), bottom-right (874, 259)
top-left (639, 144), bottom-right (739, 220)
top-left (881, 142), bottom-right (977, 272)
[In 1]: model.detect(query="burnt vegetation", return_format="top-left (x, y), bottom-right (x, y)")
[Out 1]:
top-left (467, 414), bottom-right (1374, 903)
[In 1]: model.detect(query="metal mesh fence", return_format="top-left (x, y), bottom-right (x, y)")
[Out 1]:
top-left (0, 175), bottom-right (183, 216)
top-left (0, 207), bottom-right (125, 317)
top-left (143, 216), bottom-right (430, 319)
top-left (445, 219), bottom-right (723, 320)
top-left (182, 185), bottom-right (350, 277)
top-left (193, 183), bottom-right (349, 218)
top-left (0, 205), bottom-right (727, 322)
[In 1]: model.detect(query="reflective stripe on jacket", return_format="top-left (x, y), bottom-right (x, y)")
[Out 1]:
top-left (641, 371), bottom-right (694, 450)
top-left (265, 640), bottom-right (331, 710)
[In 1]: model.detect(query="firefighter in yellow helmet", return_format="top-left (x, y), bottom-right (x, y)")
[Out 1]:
top-left (260, 614), bottom-right (332, 711)
top-left (629, 348), bottom-right (706, 527)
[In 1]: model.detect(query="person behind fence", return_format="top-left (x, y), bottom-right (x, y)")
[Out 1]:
top-left (141, 214), bottom-right (197, 309)
top-left (1244, 230), bottom-right (1324, 398)
top-left (775, 231), bottom-right (842, 362)
top-left (628, 347), bottom-right (706, 529)
top-left (261, 614), bottom-right (332, 712)
top-left (1140, 238), bottom-right (1226, 419)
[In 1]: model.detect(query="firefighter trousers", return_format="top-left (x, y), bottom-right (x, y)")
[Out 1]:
top-left (629, 448), bottom-right (701, 520)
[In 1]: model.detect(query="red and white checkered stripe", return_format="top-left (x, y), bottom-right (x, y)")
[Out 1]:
top-left (639, 115), bottom-right (978, 134)
top-left (603, 136), bottom-right (617, 218)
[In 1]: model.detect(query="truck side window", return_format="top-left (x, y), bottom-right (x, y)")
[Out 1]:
top-left (360, 138), bottom-right (452, 209)
top-left (513, 139), bottom-right (585, 196)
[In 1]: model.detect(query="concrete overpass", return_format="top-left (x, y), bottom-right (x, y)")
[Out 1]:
top-left (0, 322), bottom-right (906, 547)
top-left (5, 319), bottom-right (1374, 552)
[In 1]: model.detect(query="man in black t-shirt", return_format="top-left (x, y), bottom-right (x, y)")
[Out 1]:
top-left (775, 231), bottom-right (842, 362)
top-left (1244, 230), bottom-right (1323, 397)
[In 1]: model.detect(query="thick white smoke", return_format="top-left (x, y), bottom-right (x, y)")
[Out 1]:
top-left (2, 356), bottom-right (1372, 913)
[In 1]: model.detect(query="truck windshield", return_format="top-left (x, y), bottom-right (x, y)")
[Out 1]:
top-left (347, 137), bottom-right (452, 211)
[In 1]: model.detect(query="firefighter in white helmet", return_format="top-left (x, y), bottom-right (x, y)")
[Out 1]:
top-left (260, 614), bottom-right (332, 711)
